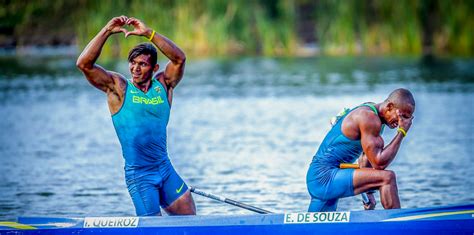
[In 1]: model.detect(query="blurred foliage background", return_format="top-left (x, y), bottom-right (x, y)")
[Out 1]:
top-left (0, 0), bottom-right (473, 58)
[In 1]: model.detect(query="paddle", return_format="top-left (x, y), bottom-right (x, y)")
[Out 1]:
top-left (190, 187), bottom-right (273, 214)
top-left (339, 163), bottom-right (373, 206)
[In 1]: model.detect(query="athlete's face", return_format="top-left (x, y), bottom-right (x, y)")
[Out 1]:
top-left (129, 54), bottom-right (157, 84)
top-left (384, 103), bottom-right (414, 129)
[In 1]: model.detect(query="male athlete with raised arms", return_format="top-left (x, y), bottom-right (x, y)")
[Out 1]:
top-left (77, 16), bottom-right (196, 216)
top-left (307, 89), bottom-right (415, 211)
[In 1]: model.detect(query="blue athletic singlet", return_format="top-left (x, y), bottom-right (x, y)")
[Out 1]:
top-left (306, 103), bottom-right (379, 212)
top-left (111, 78), bottom-right (188, 216)
top-left (112, 78), bottom-right (170, 171)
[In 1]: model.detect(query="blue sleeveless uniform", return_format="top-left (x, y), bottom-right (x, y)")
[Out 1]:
top-left (112, 78), bottom-right (188, 216)
top-left (306, 103), bottom-right (379, 212)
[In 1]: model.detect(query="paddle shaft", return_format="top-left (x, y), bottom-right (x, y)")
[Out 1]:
top-left (190, 187), bottom-right (273, 214)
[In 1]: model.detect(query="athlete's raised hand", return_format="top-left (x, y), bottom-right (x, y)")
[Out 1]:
top-left (104, 16), bottom-right (129, 35)
top-left (125, 17), bottom-right (152, 38)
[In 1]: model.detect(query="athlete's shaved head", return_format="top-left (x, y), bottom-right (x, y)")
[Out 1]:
top-left (385, 88), bottom-right (415, 109)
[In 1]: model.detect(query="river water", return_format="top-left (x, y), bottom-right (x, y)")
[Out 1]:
top-left (0, 55), bottom-right (473, 220)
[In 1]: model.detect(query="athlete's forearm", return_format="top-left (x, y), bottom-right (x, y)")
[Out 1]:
top-left (147, 29), bottom-right (186, 65)
top-left (374, 133), bottom-right (404, 169)
top-left (76, 28), bottom-right (112, 70)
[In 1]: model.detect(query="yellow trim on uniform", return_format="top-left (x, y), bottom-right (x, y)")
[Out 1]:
top-left (0, 221), bottom-right (37, 230)
top-left (383, 210), bottom-right (474, 222)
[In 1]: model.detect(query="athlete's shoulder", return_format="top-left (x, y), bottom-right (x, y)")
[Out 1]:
top-left (106, 71), bottom-right (127, 94)
top-left (108, 71), bottom-right (127, 81)
top-left (154, 71), bottom-right (165, 80)
top-left (356, 108), bottom-right (382, 134)
top-left (154, 72), bottom-right (170, 91)
top-left (356, 106), bottom-right (379, 118)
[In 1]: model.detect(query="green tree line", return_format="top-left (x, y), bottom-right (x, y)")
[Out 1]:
top-left (1, 0), bottom-right (473, 57)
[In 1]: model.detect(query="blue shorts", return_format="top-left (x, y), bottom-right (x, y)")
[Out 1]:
top-left (307, 168), bottom-right (355, 212)
top-left (125, 165), bottom-right (188, 216)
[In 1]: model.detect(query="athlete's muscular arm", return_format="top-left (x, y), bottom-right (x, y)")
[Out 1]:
top-left (126, 18), bottom-right (186, 90)
top-left (358, 154), bottom-right (373, 168)
top-left (359, 112), bottom-right (404, 170)
top-left (152, 32), bottom-right (186, 89)
top-left (76, 16), bottom-right (128, 93)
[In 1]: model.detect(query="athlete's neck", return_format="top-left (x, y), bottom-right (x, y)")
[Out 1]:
top-left (375, 102), bottom-right (388, 125)
top-left (374, 103), bottom-right (382, 117)
top-left (133, 78), bottom-right (153, 93)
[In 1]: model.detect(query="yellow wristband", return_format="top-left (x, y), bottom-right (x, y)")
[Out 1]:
top-left (148, 30), bottom-right (155, 41)
top-left (397, 127), bottom-right (407, 137)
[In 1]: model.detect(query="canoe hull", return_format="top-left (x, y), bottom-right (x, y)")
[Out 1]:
top-left (1, 204), bottom-right (473, 234)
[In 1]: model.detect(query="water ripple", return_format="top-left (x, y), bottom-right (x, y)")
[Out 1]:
top-left (0, 56), bottom-right (473, 219)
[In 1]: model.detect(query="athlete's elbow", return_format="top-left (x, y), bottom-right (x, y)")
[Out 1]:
top-left (373, 165), bottom-right (388, 170)
top-left (175, 56), bottom-right (186, 66)
top-left (371, 160), bottom-right (389, 170)
top-left (76, 58), bottom-right (92, 72)
top-left (76, 60), bottom-right (86, 71)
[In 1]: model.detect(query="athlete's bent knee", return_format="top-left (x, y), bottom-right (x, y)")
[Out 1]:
top-left (382, 170), bottom-right (397, 185)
